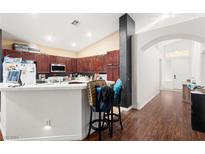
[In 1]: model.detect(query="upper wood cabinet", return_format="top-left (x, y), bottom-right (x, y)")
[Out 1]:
top-left (106, 50), bottom-right (119, 66)
top-left (3, 49), bottom-right (22, 58)
top-left (21, 52), bottom-right (36, 61)
top-left (71, 58), bottom-right (77, 73)
top-left (49, 55), bottom-right (57, 64)
top-left (65, 57), bottom-right (72, 73)
top-left (2, 49), bottom-right (120, 80)
top-left (35, 54), bottom-right (49, 73)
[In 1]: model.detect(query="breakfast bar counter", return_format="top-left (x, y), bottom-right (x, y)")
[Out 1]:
top-left (0, 81), bottom-right (114, 140)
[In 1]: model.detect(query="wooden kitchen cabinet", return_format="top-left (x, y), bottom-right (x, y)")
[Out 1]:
top-left (101, 55), bottom-right (107, 72)
top-left (3, 49), bottom-right (22, 58)
top-left (35, 54), bottom-right (49, 73)
top-left (106, 50), bottom-right (120, 81)
top-left (2, 49), bottom-right (120, 77)
top-left (94, 56), bottom-right (103, 72)
top-left (107, 65), bottom-right (120, 81)
top-left (77, 58), bottom-right (82, 73)
top-left (88, 57), bottom-right (94, 73)
top-left (65, 57), bottom-right (72, 72)
top-left (49, 55), bottom-right (57, 64)
top-left (21, 52), bottom-right (36, 61)
top-left (106, 50), bottom-right (119, 66)
top-left (56, 56), bottom-right (66, 65)
top-left (71, 58), bottom-right (77, 73)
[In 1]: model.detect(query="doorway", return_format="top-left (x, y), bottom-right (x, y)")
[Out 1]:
top-left (159, 39), bottom-right (202, 90)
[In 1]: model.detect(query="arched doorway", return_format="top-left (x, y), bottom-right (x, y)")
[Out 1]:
top-left (133, 36), bottom-right (205, 109)
top-left (147, 39), bottom-right (203, 90)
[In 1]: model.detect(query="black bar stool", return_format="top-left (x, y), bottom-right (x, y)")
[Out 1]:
top-left (87, 80), bottom-right (113, 140)
top-left (104, 79), bottom-right (123, 137)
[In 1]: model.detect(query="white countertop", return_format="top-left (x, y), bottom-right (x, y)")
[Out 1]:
top-left (191, 90), bottom-right (205, 95)
top-left (0, 80), bottom-right (115, 91)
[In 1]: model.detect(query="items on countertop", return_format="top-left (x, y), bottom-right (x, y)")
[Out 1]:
top-left (187, 83), bottom-right (201, 91)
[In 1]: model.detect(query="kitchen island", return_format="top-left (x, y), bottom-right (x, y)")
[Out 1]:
top-left (0, 81), bottom-right (114, 141)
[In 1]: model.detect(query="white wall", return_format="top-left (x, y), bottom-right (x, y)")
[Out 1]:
top-left (133, 43), bottom-right (161, 110)
top-left (201, 51), bottom-right (205, 86)
top-left (191, 41), bottom-right (202, 84)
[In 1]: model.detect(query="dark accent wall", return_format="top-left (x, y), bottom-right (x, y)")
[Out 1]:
top-left (119, 14), bottom-right (135, 108)
top-left (0, 29), bottom-right (2, 82)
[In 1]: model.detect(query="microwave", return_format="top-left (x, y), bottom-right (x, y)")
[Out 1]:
top-left (51, 64), bottom-right (66, 72)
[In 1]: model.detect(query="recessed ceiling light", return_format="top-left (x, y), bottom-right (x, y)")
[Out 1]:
top-left (72, 42), bottom-right (76, 47)
top-left (87, 32), bottom-right (92, 37)
top-left (163, 13), bottom-right (176, 18)
top-left (30, 13), bottom-right (39, 15)
top-left (45, 35), bottom-right (54, 42)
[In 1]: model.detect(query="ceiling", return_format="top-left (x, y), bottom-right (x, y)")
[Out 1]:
top-left (1, 13), bottom-right (205, 52)
top-left (0, 13), bottom-right (122, 51)
top-left (130, 13), bottom-right (205, 33)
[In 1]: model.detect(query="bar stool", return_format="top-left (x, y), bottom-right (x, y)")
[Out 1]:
top-left (87, 80), bottom-right (112, 140)
top-left (104, 79), bottom-right (123, 137)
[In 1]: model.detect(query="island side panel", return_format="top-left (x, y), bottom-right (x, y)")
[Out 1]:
top-left (4, 89), bottom-right (84, 140)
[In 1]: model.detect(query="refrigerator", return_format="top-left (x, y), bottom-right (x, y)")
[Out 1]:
top-left (3, 62), bottom-right (36, 85)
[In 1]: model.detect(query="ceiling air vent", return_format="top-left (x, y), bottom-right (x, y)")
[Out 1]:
top-left (71, 20), bottom-right (80, 26)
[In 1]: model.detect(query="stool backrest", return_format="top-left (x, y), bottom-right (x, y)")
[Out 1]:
top-left (87, 80), bottom-right (106, 106)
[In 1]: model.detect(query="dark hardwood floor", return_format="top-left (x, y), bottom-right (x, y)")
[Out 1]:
top-left (85, 90), bottom-right (205, 141)
top-left (1, 90), bottom-right (205, 141)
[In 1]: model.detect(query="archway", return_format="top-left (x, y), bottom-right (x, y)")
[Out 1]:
top-left (140, 34), bottom-right (205, 52)
top-left (134, 37), bottom-right (204, 109)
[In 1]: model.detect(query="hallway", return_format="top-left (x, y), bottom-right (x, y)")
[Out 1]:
top-left (85, 90), bottom-right (205, 140)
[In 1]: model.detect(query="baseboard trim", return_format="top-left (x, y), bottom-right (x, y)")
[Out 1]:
top-left (135, 91), bottom-right (160, 110)
top-left (5, 134), bottom-right (82, 141)
top-left (120, 105), bottom-right (133, 112)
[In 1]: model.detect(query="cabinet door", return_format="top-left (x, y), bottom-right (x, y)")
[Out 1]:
top-left (77, 58), bottom-right (82, 73)
top-left (107, 50), bottom-right (120, 65)
top-left (88, 57), bottom-right (93, 73)
top-left (41, 55), bottom-right (49, 73)
top-left (95, 56), bottom-right (103, 72)
top-left (106, 51), bottom-right (113, 66)
top-left (113, 50), bottom-right (120, 65)
top-left (66, 57), bottom-right (72, 72)
top-left (112, 66), bottom-right (120, 81)
top-left (71, 58), bottom-right (77, 73)
top-left (107, 65), bottom-right (120, 81)
top-left (56, 56), bottom-right (66, 65)
top-left (49, 55), bottom-right (57, 64)
top-left (35, 54), bottom-right (49, 73)
top-left (107, 65), bottom-right (113, 81)
top-left (21, 52), bottom-right (36, 61)
top-left (102, 55), bottom-right (107, 72)
top-left (4, 49), bottom-right (22, 58)
top-left (85, 57), bottom-right (90, 73)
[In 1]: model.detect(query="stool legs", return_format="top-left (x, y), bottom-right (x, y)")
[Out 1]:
top-left (110, 107), bottom-right (113, 137)
top-left (87, 108), bottom-right (93, 137)
top-left (87, 107), bottom-right (111, 140)
top-left (118, 104), bottom-right (123, 130)
top-left (98, 111), bottom-right (102, 140)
